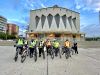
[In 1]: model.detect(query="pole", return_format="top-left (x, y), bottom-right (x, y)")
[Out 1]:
top-left (47, 53), bottom-right (48, 75)
top-left (99, 10), bottom-right (100, 37)
top-left (99, 11), bottom-right (100, 25)
top-left (99, 11), bottom-right (100, 26)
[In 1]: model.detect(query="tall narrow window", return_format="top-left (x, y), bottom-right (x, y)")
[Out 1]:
top-left (54, 14), bottom-right (60, 28)
top-left (47, 14), bottom-right (53, 28)
top-left (35, 16), bottom-right (40, 28)
top-left (41, 15), bottom-right (46, 28)
top-left (72, 18), bottom-right (77, 29)
top-left (68, 16), bottom-right (72, 29)
top-left (62, 15), bottom-right (66, 28)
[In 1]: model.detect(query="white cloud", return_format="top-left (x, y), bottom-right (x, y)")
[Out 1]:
top-left (76, 4), bottom-right (81, 9)
top-left (41, 3), bottom-right (46, 8)
top-left (75, 0), bottom-right (100, 12)
top-left (22, 0), bottom-right (46, 10)
top-left (19, 28), bottom-right (26, 36)
top-left (95, 8), bottom-right (100, 12)
top-left (81, 24), bottom-right (100, 37)
top-left (8, 18), bottom-right (27, 25)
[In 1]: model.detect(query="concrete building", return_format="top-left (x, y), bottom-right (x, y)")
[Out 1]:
top-left (6, 23), bottom-right (19, 37)
top-left (28, 5), bottom-right (85, 41)
top-left (0, 16), bottom-right (7, 33)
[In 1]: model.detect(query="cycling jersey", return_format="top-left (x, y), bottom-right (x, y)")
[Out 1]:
top-left (54, 42), bottom-right (59, 48)
top-left (17, 39), bottom-right (23, 45)
top-left (29, 41), bottom-right (36, 48)
top-left (64, 41), bottom-right (70, 47)
top-left (46, 41), bottom-right (51, 47)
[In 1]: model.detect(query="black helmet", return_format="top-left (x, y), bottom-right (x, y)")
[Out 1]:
top-left (31, 39), bottom-right (34, 42)
top-left (66, 39), bottom-right (68, 41)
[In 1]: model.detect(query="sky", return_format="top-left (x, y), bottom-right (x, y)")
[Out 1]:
top-left (0, 0), bottom-right (100, 36)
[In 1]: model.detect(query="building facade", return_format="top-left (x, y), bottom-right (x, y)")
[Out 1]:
top-left (28, 5), bottom-right (85, 41)
top-left (0, 16), bottom-right (7, 33)
top-left (6, 23), bottom-right (19, 37)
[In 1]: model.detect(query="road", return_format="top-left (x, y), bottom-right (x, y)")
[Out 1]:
top-left (0, 46), bottom-right (100, 75)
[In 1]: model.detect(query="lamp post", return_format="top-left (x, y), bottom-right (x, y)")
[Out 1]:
top-left (99, 10), bottom-right (100, 25)
top-left (98, 11), bottom-right (100, 40)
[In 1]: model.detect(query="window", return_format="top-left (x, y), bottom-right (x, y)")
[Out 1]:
top-left (35, 16), bottom-right (40, 28)
top-left (47, 14), bottom-right (53, 28)
top-left (54, 14), bottom-right (60, 28)
top-left (41, 15), bottom-right (46, 28)
top-left (62, 15), bottom-right (66, 28)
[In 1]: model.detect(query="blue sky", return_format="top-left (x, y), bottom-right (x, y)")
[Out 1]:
top-left (0, 0), bottom-right (100, 36)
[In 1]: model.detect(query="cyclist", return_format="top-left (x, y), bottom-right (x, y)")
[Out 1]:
top-left (34, 38), bottom-right (38, 45)
top-left (29, 39), bottom-right (37, 58)
top-left (63, 39), bottom-right (71, 57)
top-left (24, 39), bottom-right (28, 49)
top-left (16, 37), bottom-right (24, 55)
top-left (23, 39), bottom-right (29, 56)
top-left (14, 37), bottom-right (24, 61)
top-left (46, 39), bottom-right (52, 55)
top-left (38, 40), bottom-right (45, 57)
top-left (53, 39), bottom-right (60, 56)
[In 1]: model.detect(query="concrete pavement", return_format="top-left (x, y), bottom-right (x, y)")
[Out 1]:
top-left (0, 46), bottom-right (100, 75)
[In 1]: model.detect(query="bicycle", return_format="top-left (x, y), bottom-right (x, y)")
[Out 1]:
top-left (47, 46), bottom-right (54, 59)
top-left (14, 45), bottom-right (23, 62)
top-left (53, 47), bottom-right (61, 58)
top-left (21, 46), bottom-right (27, 63)
top-left (33, 46), bottom-right (37, 62)
top-left (38, 46), bottom-right (45, 59)
top-left (62, 46), bottom-right (71, 59)
top-left (70, 46), bottom-right (75, 55)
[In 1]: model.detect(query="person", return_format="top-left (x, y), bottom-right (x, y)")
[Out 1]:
top-left (24, 39), bottom-right (28, 49)
top-left (29, 39), bottom-right (36, 58)
top-left (34, 38), bottom-right (38, 45)
top-left (63, 39), bottom-right (71, 56)
top-left (24, 39), bottom-right (29, 56)
top-left (53, 40), bottom-right (60, 56)
top-left (38, 40), bottom-right (45, 57)
top-left (73, 42), bottom-right (78, 54)
top-left (64, 39), bottom-right (70, 47)
top-left (46, 39), bottom-right (52, 55)
top-left (16, 37), bottom-right (24, 55)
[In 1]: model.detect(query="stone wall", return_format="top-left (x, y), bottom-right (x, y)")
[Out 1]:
top-left (0, 41), bottom-right (15, 46)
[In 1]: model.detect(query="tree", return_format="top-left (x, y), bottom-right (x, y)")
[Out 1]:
top-left (0, 32), bottom-right (16, 40)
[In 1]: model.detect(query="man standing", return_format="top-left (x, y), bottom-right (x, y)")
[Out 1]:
top-left (73, 43), bottom-right (78, 54)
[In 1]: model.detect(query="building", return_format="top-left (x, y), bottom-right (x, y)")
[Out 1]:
top-left (0, 16), bottom-right (7, 33)
top-left (28, 5), bottom-right (85, 41)
top-left (6, 23), bottom-right (19, 37)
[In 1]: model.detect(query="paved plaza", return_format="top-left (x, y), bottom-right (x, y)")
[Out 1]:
top-left (0, 46), bottom-right (100, 75)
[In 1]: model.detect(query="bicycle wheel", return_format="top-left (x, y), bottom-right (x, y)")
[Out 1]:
top-left (42, 51), bottom-right (45, 59)
top-left (21, 51), bottom-right (27, 63)
top-left (55, 48), bottom-right (58, 57)
top-left (14, 55), bottom-right (18, 62)
top-left (14, 48), bottom-right (19, 62)
top-left (65, 52), bottom-right (69, 59)
top-left (58, 48), bottom-right (61, 58)
top-left (50, 49), bottom-right (54, 59)
top-left (34, 50), bottom-right (37, 62)
top-left (21, 55), bottom-right (26, 63)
